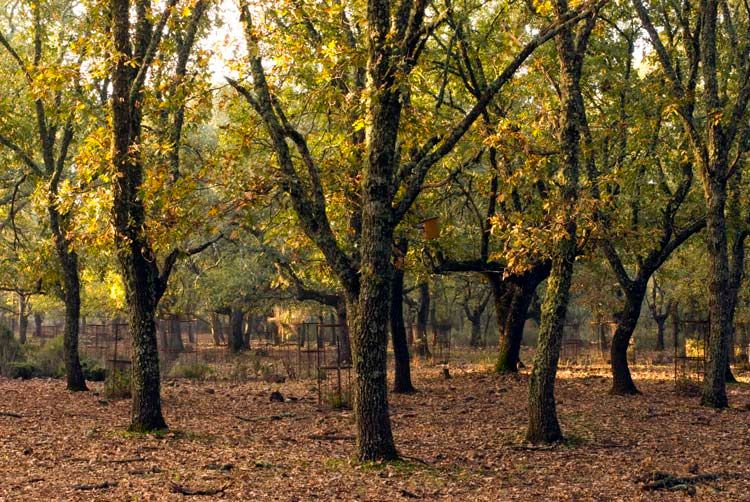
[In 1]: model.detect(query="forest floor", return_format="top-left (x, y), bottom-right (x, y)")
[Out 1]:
top-left (2, 353), bottom-right (750, 501)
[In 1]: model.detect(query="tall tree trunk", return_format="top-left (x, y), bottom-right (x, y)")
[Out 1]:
top-left (229, 309), bottom-right (246, 353)
top-left (414, 282), bottom-right (431, 358)
top-left (110, 0), bottom-right (171, 432)
top-left (610, 283), bottom-right (646, 395)
top-left (390, 241), bottom-right (415, 394)
top-left (702, 179), bottom-right (730, 408)
top-left (526, 9), bottom-right (584, 443)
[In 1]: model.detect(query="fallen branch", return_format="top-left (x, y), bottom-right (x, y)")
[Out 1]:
top-left (73, 481), bottom-right (117, 491)
top-left (170, 482), bottom-right (229, 496)
top-left (0, 411), bottom-right (22, 418)
top-left (508, 444), bottom-right (558, 451)
top-left (235, 412), bottom-right (295, 422)
top-left (640, 471), bottom-right (720, 492)
top-left (102, 457), bottom-right (145, 464)
top-left (308, 434), bottom-right (355, 441)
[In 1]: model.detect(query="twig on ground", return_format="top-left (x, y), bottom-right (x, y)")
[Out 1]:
top-left (170, 482), bottom-right (229, 496)
top-left (73, 481), bottom-right (117, 491)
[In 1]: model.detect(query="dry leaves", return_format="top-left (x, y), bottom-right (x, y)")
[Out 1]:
top-left (1, 357), bottom-right (749, 500)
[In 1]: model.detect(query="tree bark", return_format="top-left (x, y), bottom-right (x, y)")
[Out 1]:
top-left (59, 251), bottom-right (87, 391)
top-left (701, 179), bottom-right (730, 408)
top-left (526, 235), bottom-right (576, 443)
top-left (229, 309), bottom-right (246, 353)
top-left (490, 264), bottom-right (549, 373)
top-left (609, 282), bottom-right (646, 395)
top-left (390, 241), bottom-right (415, 394)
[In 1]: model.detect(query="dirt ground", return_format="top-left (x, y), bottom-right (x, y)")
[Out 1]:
top-left (1, 355), bottom-right (750, 501)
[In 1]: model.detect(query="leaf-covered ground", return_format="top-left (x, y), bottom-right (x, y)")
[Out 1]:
top-left (1, 356), bottom-right (750, 500)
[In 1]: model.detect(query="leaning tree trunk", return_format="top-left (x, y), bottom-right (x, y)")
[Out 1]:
top-left (526, 233), bottom-right (576, 444)
top-left (491, 277), bottom-right (524, 373)
top-left (609, 285), bottom-right (645, 395)
top-left (702, 178), bottom-right (731, 408)
top-left (490, 268), bottom-right (547, 373)
top-left (526, 13), bottom-right (582, 443)
top-left (390, 254), bottom-right (415, 394)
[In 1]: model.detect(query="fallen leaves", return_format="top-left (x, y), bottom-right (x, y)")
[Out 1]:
top-left (1, 357), bottom-right (749, 500)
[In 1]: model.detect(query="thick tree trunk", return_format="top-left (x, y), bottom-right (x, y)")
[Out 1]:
top-left (702, 179), bottom-right (730, 408)
top-left (490, 276), bottom-right (523, 373)
top-left (127, 297), bottom-right (166, 432)
top-left (390, 249), bottom-right (415, 394)
top-left (60, 252), bottom-right (87, 391)
top-left (609, 285), bottom-right (645, 395)
top-left (414, 282), bottom-right (431, 358)
top-left (228, 309), bottom-right (246, 353)
top-left (490, 266), bottom-right (548, 373)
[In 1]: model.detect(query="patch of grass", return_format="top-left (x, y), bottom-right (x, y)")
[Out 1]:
top-left (104, 369), bottom-right (132, 399)
top-left (168, 362), bottom-right (214, 380)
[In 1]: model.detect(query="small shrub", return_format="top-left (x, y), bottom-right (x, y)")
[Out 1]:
top-left (8, 361), bottom-right (38, 380)
top-left (28, 336), bottom-right (66, 378)
top-left (168, 362), bottom-right (213, 380)
top-left (675, 378), bottom-right (702, 397)
top-left (324, 390), bottom-right (352, 410)
top-left (81, 357), bottom-right (106, 382)
top-left (105, 369), bottom-right (132, 399)
top-left (0, 326), bottom-right (23, 377)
